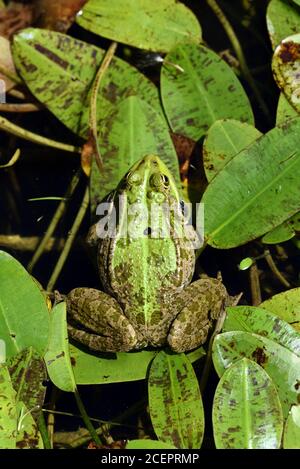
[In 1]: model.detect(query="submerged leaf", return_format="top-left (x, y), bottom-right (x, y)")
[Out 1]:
top-left (148, 351), bottom-right (204, 449)
top-left (213, 358), bottom-right (283, 449)
top-left (77, 0), bottom-right (201, 53)
top-left (161, 43), bottom-right (254, 141)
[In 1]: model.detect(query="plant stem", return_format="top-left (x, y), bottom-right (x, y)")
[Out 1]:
top-left (0, 115), bottom-right (80, 153)
top-left (90, 41), bottom-right (117, 171)
top-left (264, 248), bottom-right (291, 288)
top-left (0, 102), bottom-right (42, 112)
top-left (37, 412), bottom-right (52, 449)
top-left (46, 185), bottom-right (89, 291)
top-left (249, 261), bottom-right (261, 305)
top-left (27, 169), bottom-right (81, 272)
top-left (74, 389), bottom-right (104, 446)
top-left (0, 63), bottom-right (22, 85)
top-left (205, 0), bottom-right (271, 123)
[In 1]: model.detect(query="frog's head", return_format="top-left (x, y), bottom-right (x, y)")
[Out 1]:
top-left (116, 155), bottom-right (180, 206)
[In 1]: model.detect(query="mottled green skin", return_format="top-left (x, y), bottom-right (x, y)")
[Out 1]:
top-left (67, 155), bottom-right (229, 353)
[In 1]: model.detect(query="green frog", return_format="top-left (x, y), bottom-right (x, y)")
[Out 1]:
top-left (67, 155), bottom-right (231, 353)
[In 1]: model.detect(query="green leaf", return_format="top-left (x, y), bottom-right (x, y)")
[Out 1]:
top-left (238, 257), bottom-right (254, 271)
top-left (276, 92), bottom-right (299, 125)
top-left (44, 302), bottom-right (76, 392)
top-left (161, 43), bottom-right (254, 141)
top-left (213, 358), bottom-right (283, 449)
top-left (223, 305), bottom-right (300, 357)
top-left (262, 210), bottom-right (300, 243)
top-left (70, 344), bottom-right (205, 385)
top-left (12, 28), bottom-right (161, 137)
top-left (203, 119), bottom-right (261, 182)
top-left (267, 0), bottom-right (300, 49)
top-left (260, 288), bottom-right (300, 332)
top-left (148, 351), bottom-right (204, 449)
top-left (212, 331), bottom-right (300, 418)
top-left (16, 401), bottom-right (43, 449)
top-left (272, 34), bottom-right (300, 113)
top-left (0, 365), bottom-right (17, 448)
top-left (77, 0), bottom-right (201, 53)
top-left (283, 404), bottom-right (300, 448)
top-left (126, 439), bottom-right (177, 449)
top-left (201, 118), bottom-right (300, 248)
top-left (7, 347), bottom-right (47, 423)
top-left (0, 250), bottom-right (49, 359)
top-left (91, 95), bottom-right (180, 207)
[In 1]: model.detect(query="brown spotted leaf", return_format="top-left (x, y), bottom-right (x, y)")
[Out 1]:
top-left (260, 288), bottom-right (300, 333)
top-left (148, 351), bottom-right (204, 449)
top-left (272, 34), bottom-right (300, 113)
top-left (267, 0), bottom-right (300, 49)
top-left (212, 331), bottom-right (300, 418)
top-left (0, 364), bottom-right (17, 448)
top-left (16, 401), bottom-right (43, 449)
top-left (161, 43), bottom-right (254, 141)
top-left (7, 347), bottom-right (47, 423)
top-left (213, 358), bottom-right (283, 448)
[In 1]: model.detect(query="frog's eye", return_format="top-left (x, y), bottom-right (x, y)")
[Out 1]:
top-left (150, 173), bottom-right (170, 189)
top-left (126, 171), bottom-right (142, 186)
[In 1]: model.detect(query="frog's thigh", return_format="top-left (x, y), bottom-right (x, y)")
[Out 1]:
top-left (67, 288), bottom-right (137, 352)
top-left (167, 278), bottom-right (227, 353)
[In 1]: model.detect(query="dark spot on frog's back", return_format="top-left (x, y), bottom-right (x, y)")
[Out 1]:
top-left (251, 347), bottom-right (268, 366)
top-left (278, 41), bottom-right (300, 63)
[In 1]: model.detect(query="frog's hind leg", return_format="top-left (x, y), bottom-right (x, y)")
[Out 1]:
top-left (67, 288), bottom-right (137, 352)
top-left (167, 277), bottom-right (228, 353)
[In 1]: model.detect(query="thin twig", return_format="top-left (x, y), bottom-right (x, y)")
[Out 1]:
top-left (264, 248), bottom-right (291, 288)
top-left (249, 261), bottom-right (261, 305)
top-left (0, 102), bottom-right (42, 112)
top-left (46, 185), bottom-right (89, 291)
top-left (0, 115), bottom-right (81, 153)
top-left (89, 41), bottom-right (117, 171)
top-left (205, 0), bottom-right (271, 123)
top-left (27, 170), bottom-right (81, 272)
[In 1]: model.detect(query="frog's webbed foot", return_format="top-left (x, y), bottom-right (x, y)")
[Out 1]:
top-left (67, 288), bottom-right (137, 352)
top-left (167, 277), bottom-right (228, 353)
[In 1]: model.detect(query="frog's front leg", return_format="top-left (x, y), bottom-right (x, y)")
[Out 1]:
top-left (167, 278), bottom-right (229, 353)
top-left (67, 288), bottom-right (138, 352)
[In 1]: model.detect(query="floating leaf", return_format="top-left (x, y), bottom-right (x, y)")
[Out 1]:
top-left (0, 365), bottom-right (17, 448)
top-left (212, 331), bottom-right (300, 417)
top-left (260, 288), bottom-right (300, 332)
top-left (283, 404), bottom-right (300, 448)
top-left (91, 95), bottom-right (180, 207)
top-left (213, 358), bottom-right (283, 449)
top-left (267, 0), bottom-right (300, 49)
top-left (238, 257), bottom-right (254, 271)
top-left (201, 118), bottom-right (300, 248)
top-left (148, 351), bottom-right (204, 449)
top-left (161, 43), bottom-right (254, 141)
top-left (203, 119), bottom-right (261, 182)
top-left (77, 0), bottom-right (201, 53)
top-left (44, 302), bottom-right (76, 392)
top-left (262, 210), bottom-right (300, 243)
top-left (0, 250), bottom-right (49, 359)
top-left (223, 305), bottom-right (300, 357)
top-left (276, 92), bottom-right (299, 125)
top-left (272, 34), bottom-right (300, 113)
top-left (70, 344), bottom-right (205, 385)
top-left (7, 347), bottom-right (47, 423)
top-left (12, 28), bottom-right (161, 137)
top-left (16, 401), bottom-right (43, 449)
top-left (126, 439), bottom-right (177, 449)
